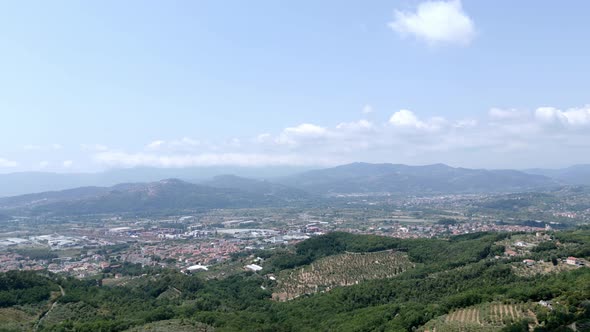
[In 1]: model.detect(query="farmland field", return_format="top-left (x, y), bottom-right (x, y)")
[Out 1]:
top-left (273, 250), bottom-right (413, 301)
top-left (123, 319), bottom-right (214, 332)
top-left (511, 260), bottom-right (578, 277)
top-left (421, 302), bottom-right (538, 332)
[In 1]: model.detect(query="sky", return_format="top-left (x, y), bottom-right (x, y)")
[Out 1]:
top-left (1, 0), bottom-right (590, 173)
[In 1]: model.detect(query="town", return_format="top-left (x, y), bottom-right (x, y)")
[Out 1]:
top-left (0, 193), bottom-right (580, 279)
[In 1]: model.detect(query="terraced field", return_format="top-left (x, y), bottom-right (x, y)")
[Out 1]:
top-left (511, 261), bottom-right (578, 277)
top-left (273, 250), bottom-right (413, 301)
top-left (421, 303), bottom-right (538, 332)
top-left (124, 319), bottom-right (214, 332)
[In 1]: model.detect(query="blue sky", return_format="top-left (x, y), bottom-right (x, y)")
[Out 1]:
top-left (1, 0), bottom-right (590, 172)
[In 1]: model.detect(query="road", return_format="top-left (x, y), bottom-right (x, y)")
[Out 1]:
top-left (34, 285), bottom-right (65, 331)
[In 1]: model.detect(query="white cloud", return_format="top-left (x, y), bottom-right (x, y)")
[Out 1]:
top-left (23, 144), bottom-right (41, 151)
top-left (276, 123), bottom-right (329, 145)
top-left (362, 104), bottom-right (374, 114)
top-left (389, 109), bottom-right (446, 131)
top-left (389, 109), bottom-right (422, 127)
top-left (62, 160), bottom-right (73, 168)
top-left (171, 137), bottom-right (200, 148)
top-left (535, 107), bottom-right (566, 125)
top-left (256, 133), bottom-right (272, 143)
top-left (283, 123), bottom-right (327, 137)
top-left (535, 106), bottom-right (590, 127)
top-left (453, 119), bottom-right (478, 128)
top-left (488, 108), bottom-right (528, 121)
top-left (146, 138), bottom-right (203, 152)
top-left (336, 119), bottom-right (373, 131)
top-left (146, 140), bottom-right (165, 150)
top-left (94, 151), bottom-right (337, 168)
top-left (228, 138), bottom-right (241, 148)
top-left (39, 161), bottom-right (49, 169)
top-left (388, 0), bottom-right (475, 46)
top-left (0, 158), bottom-right (18, 168)
top-left (562, 107), bottom-right (590, 126)
top-left (81, 144), bottom-right (109, 152)
top-left (88, 103), bottom-right (590, 170)
top-left (23, 144), bottom-right (63, 151)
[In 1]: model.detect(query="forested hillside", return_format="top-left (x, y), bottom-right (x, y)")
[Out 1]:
top-left (0, 231), bottom-right (589, 331)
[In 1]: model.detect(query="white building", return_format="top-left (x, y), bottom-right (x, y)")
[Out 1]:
top-left (186, 264), bottom-right (209, 273)
top-left (566, 257), bottom-right (582, 266)
top-left (245, 264), bottom-right (263, 272)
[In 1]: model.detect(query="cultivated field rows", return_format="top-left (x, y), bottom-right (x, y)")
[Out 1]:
top-left (422, 303), bottom-right (538, 332)
top-left (273, 250), bottom-right (413, 301)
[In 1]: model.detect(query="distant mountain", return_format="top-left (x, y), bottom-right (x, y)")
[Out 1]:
top-left (0, 166), bottom-right (312, 197)
top-left (202, 175), bottom-right (310, 200)
top-left (524, 164), bottom-right (590, 185)
top-left (0, 163), bottom-right (571, 214)
top-left (0, 186), bottom-right (110, 210)
top-left (278, 162), bottom-right (559, 194)
top-left (0, 172), bottom-right (99, 198)
top-left (0, 178), bottom-right (309, 216)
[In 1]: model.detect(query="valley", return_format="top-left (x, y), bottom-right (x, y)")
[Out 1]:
top-left (0, 163), bottom-right (589, 331)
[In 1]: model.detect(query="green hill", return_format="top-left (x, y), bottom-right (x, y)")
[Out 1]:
top-left (0, 230), bottom-right (588, 331)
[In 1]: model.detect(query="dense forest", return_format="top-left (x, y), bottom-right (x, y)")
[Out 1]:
top-left (0, 230), bottom-right (589, 331)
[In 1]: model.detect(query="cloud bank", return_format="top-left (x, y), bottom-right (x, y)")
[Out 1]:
top-left (389, 0), bottom-right (475, 46)
top-left (0, 158), bottom-right (18, 168)
top-left (87, 104), bottom-right (590, 169)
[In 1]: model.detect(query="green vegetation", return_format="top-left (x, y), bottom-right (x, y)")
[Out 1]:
top-left (0, 307), bottom-right (37, 332)
top-left (0, 230), bottom-right (588, 331)
top-left (420, 302), bottom-right (537, 332)
top-left (274, 250), bottom-right (413, 300)
top-left (123, 319), bottom-right (213, 332)
top-left (3, 179), bottom-right (312, 216)
top-left (0, 271), bottom-right (59, 307)
top-left (14, 248), bottom-right (58, 260)
top-left (265, 231), bottom-right (507, 273)
top-left (437, 217), bottom-right (459, 225)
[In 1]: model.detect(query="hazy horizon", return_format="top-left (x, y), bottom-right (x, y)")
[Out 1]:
top-left (1, 161), bottom-right (590, 177)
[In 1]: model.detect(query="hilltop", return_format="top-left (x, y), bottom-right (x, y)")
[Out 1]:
top-left (278, 162), bottom-right (559, 194)
top-left (0, 178), bottom-right (310, 216)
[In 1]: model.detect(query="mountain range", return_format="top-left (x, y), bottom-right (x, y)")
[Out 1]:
top-left (1, 162), bottom-right (589, 215)
top-left (0, 178), bottom-right (309, 216)
top-left (0, 166), bottom-right (312, 197)
top-left (2, 163), bottom-right (589, 198)
top-left (525, 164), bottom-right (590, 185)
top-left (278, 162), bottom-right (561, 194)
